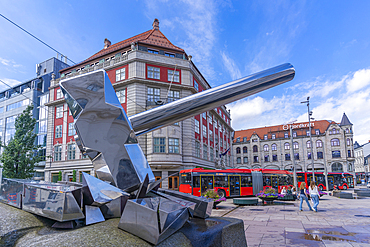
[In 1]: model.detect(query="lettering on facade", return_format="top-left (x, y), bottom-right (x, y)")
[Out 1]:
top-left (282, 122), bottom-right (315, 131)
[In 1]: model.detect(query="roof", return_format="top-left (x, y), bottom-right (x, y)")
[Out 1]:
top-left (234, 120), bottom-right (333, 142)
top-left (61, 20), bottom-right (184, 72)
top-left (340, 112), bottom-right (353, 126)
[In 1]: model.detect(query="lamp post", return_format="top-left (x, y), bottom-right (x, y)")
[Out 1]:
top-left (301, 97), bottom-right (315, 182)
top-left (289, 121), bottom-right (298, 190)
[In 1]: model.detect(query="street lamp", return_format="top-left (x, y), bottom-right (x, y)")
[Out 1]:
top-left (288, 120), bottom-right (298, 190)
top-left (301, 97), bottom-right (315, 182)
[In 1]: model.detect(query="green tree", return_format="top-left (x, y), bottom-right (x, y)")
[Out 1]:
top-left (0, 105), bottom-right (44, 178)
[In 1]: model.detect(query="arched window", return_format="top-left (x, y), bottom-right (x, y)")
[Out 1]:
top-left (243, 146), bottom-right (247, 153)
top-left (347, 138), bottom-right (350, 146)
top-left (346, 128), bottom-right (349, 133)
top-left (331, 138), bottom-right (340, 146)
top-left (316, 140), bottom-right (323, 148)
top-left (271, 143), bottom-right (277, 151)
top-left (236, 147), bottom-right (241, 154)
top-left (284, 143), bottom-right (290, 150)
top-left (306, 141), bottom-right (311, 148)
top-left (348, 163), bottom-right (353, 172)
top-left (332, 128), bottom-right (336, 133)
top-left (253, 145), bottom-right (258, 152)
top-left (293, 142), bottom-right (299, 149)
top-left (332, 162), bottom-right (343, 172)
top-left (263, 144), bottom-right (269, 152)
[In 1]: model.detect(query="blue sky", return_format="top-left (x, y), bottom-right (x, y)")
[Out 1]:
top-left (1, 1), bottom-right (370, 143)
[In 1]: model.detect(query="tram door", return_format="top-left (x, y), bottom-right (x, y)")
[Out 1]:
top-left (200, 175), bottom-right (214, 194)
top-left (271, 175), bottom-right (278, 191)
top-left (229, 175), bottom-right (241, 196)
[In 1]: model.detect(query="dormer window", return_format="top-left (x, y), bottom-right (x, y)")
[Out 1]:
top-left (284, 133), bottom-right (289, 138)
top-left (264, 135), bottom-right (268, 140)
top-left (315, 129), bottom-right (320, 135)
top-left (148, 49), bottom-right (159, 54)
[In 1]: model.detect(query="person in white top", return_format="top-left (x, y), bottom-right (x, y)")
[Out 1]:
top-left (309, 181), bottom-right (320, 212)
top-left (281, 187), bottom-right (287, 195)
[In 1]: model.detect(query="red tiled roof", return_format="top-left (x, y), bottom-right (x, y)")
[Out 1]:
top-left (234, 120), bottom-right (335, 142)
top-left (61, 27), bottom-right (184, 72)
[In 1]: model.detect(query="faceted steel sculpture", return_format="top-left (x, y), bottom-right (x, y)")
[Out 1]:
top-left (0, 63), bottom-right (295, 244)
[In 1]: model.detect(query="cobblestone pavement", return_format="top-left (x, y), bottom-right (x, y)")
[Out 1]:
top-left (211, 190), bottom-right (370, 246)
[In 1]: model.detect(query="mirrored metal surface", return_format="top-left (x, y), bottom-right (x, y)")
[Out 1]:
top-left (100, 195), bottom-right (127, 219)
top-left (81, 172), bottom-right (129, 207)
top-left (0, 178), bottom-right (25, 208)
top-left (60, 70), bottom-right (155, 192)
top-left (129, 63), bottom-right (295, 135)
top-left (85, 205), bottom-right (105, 225)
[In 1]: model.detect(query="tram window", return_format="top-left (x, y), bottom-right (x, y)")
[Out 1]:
top-left (287, 176), bottom-right (293, 185)
top-left (193, 176), bottom-right (200, 187)
top-left (279, 175), bottom-right (287, 185)
top-left (215, 176), bottom-right (227, 187)
top-left (180, 173), bottom-right (191, 184)
top-left (317, 175), bottom-right (325, 183)
top-left (263, 176), bottom-right (271, 186)
top-left (297, 175), bottom-right (305, 182)
top-left (241, 176), bottom-right (252, 187)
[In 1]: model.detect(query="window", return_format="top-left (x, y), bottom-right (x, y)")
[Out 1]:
top-left (346, 128), bottom-right (349, 134)
top-left (272, 134), bottom-right (276, 139)
top-left (236, 147), bottom-right (241, 154)
top-left (147, 87), bottom-right (160, 102)
top-left (202, 112), bottom-right (206, 119)
top-left (67, 143), bottom-right (76, 160)
top-left (294, 153), bottom-right (299, 160)
top-left (252, 139), bottom-right (258, 142)
top-left (243, 137), bottom-right (247, 142)
top-left (293, 132), bottom-right (297, 137)
top-left (116, 68), bottom-right (126, 81)
top-left (316, 140), bottom-right (323, 148)
top-left (202, 125), bottom-right (207, 136)
top-left (284, 133), bottom-right (289, 138)
top-left (347, 138), bottom-right (350, 146)
top-left (293, 142), bottom-right (299, 149)
top-left (5, 116), bottom-right (16, 144)
top-left (210, 147), bottom-right (214, 161)
top-left (331, 139), bottom-right (340, 146)
top-left (308, 152), bottom-right (312, 159)
top-left (332, 150), bottom-right (341, 158)
top-left (285, 153), bottom-right (291, 161)
top-left (307, 141), bottom-right (311, 148)
top-left (209, 129), bottom-right (213, 141)
top-left (169, 138), bottom-right (179, 153)
top-left (55, 125), bottom-right (62, 138)
top-left (332, 163), bottom-right (343, 172)
top-left (168, 70), bottom-right (180, 82)
top-left (284, 143), bottom-right (290, 150)
top-left (253, 145), bottom-right (258, 152)
top-left (315, 129), bottom-right (320, 135)
top-left (56, 106), bottom-right (63, 118)
top-left (194, 80), bottom-right (199, 91)
top-left (243, 157), bottom-right (248, 163)
top-left (332, 128), bottom-right (336, 134)
top-left (195, 141), bottom-right (200, 158)
top-left (116, 89), bottom-right (126, 103)
top-left (154, 137), bottom-right (166, 153)
top-left (272, 154), bottom-right (278, 161)
top-left (56, 89), bottom-right (63, 99)
top-left (0, 107), bottom-right (3, 113)
top-left (264, 155), bottom-right (269, 162)
top-left (254, 156), bottom-right (259, 162)
top-left (348, 163), bottom-right (353, 172)
top-left (264, 135), bottom-right (268, 140)
top-left (195, 119), bottom-right (199, 134)
top-left (6, 99), bottom-right (29, 111)
top-left (54, 146), bottom-right (62, 161)
top-left (236, 137), bottom-right (240, 142)
top-left (165, 53), bottom-right (175, 57)
top-left (272, 143), bottom-right (277, 151)
top-left (306, 130), bottom-right (310, 136)
top-left (317, 151), bottom-right (323, 159)
top-left (348, 150), bottom-right (351, 157)
top-left (167, 90), bottom-right (180, 102)
top-left (148, 66), bottom-right (160, 79)
top-left (68, 123), bottom-right (76, 136)
top-left (243, 146), bottom-right (247, 153)
top-left (237, 157), bottom-right (241, 164)
top-left (263, 144), bottom-right (269, 152)
top-left (148, 49), bottom-right (159, 54)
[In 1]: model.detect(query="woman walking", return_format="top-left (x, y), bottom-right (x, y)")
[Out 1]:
top-left (309, 181), bottom-right (320, 212)
top-left (299, 182), bottom-right (313, 211)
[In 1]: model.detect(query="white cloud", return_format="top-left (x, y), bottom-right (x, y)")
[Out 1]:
top-left (228, 67), bottom-right (370, 145)
top-left (346, 68), bottom-right (370, 92)
top-left (220, 51), bottom-right (241, 80)
top-left (0, 57), bottom-right (22, 70)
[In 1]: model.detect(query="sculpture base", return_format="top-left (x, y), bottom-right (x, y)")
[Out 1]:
top-left (0, 202), bottom-right (247, 247)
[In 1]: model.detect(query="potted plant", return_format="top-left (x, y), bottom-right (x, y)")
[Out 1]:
top-left (202, 189), bottom-right (226, 208)
top-left (256, 187), bottom-right (283, 202)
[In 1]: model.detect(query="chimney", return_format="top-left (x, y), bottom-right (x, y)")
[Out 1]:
top-left (104, 38), bottom-right (111, 49)
top-left (152, 18), bottom-right (159, 30)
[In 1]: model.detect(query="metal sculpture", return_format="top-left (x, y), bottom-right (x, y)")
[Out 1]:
top-left (0, 63), bottom-right (295, 245)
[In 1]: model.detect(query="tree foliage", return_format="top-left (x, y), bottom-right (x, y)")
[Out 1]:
top-left (0, 105), bottom-right (44, 179)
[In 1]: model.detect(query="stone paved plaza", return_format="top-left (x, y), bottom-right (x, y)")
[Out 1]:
top-left (211, 189), bottom-right (370, 246)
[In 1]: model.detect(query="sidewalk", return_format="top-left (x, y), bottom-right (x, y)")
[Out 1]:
top-left (212, 195), bottom-right (370, 246)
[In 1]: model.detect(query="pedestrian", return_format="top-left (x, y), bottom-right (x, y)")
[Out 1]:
top-left (309, 181), bottom-right (319, 212)
top-left (298, 182), bottom-right (313, 211)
